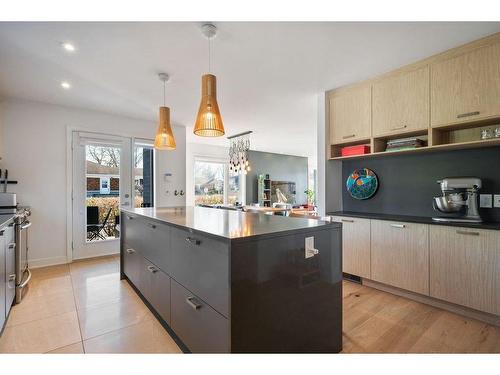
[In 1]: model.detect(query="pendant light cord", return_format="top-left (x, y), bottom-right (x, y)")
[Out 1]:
top-left (208, 36), bottom-right (211, 74)
top-left (163, 80), bottom-right (166, 106)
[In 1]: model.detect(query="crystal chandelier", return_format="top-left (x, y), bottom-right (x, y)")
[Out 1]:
top-left (228, 131), bottom-right (252, 175)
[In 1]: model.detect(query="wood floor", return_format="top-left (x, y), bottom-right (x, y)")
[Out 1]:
top-left (342, 280), bottom-right (500, 353)
top-left (0, 256), bottom-right (498, 353)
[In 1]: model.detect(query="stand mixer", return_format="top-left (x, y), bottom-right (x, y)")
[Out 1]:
top-left (432, 177), bottom-right (482, 223)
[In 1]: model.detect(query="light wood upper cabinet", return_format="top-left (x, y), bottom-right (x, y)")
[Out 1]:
top-left (430, 226), bottom-right (500, 316)
top-left (329, 85), bottom-right (371, 144)
top-left (331, 216), bottom-right (370, 278)
top-left (372, 66), bottom-right (430, 136)
top-left (431, 42), bottom-right (500, 127)
top-left (371, 220), bottom-right (429, 295)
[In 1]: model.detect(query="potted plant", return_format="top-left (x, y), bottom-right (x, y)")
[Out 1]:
top-left (304, 188), bottom-right (315, 208)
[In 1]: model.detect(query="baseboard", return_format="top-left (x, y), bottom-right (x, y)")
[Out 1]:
top-left (72, 250), bottom-right (120, 261)
top-left (29, 256), bottom-right (68, 269)
top-left (362, 278), bottom-right (500, 327)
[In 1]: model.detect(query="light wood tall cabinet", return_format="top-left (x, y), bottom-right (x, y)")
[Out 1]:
top-left (372, 66), bottom-right (430, 137)
top-left (431, 42), bottom-right (500, 127)
top-left (331, 216), bottom-right (371, 278)
top-left (329, 85), bottom-right (371, 144)
top-left (370, 220), bottom-right (429, 295)
top-left (429, 226), bottom-right (500, 316)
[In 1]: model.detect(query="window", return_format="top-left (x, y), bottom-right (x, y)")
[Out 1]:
top-left (194, 159), bottom-right (245, 206)
top-left (134, 143), bottom-right (154, 208)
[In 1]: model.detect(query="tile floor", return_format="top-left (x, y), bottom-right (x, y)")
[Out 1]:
top-left (0, 255), bottom-right (181, 353)
top-left (0, 255), bottom-right (499, 353)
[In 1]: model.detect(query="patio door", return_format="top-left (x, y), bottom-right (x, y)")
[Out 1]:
top-left (71, 132), bottom-right (132, 260)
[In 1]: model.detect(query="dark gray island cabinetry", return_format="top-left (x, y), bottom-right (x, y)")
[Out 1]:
top-left (120, 207), bottom-right (342, 353)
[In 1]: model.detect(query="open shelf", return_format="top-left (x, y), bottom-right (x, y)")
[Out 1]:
top-left (330, 138), bottom-right (371, 158)
top-left (329, 120), bottom-right (500, 161)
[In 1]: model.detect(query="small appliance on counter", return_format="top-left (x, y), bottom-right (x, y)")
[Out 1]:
top-left (432, 177), bottom-right (482, 223)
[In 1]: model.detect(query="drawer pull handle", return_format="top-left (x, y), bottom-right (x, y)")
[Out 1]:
top-left (148, 223), bottom-right (157, 229)
top-left (390, 224), bottom-right (406, 228)
top-left (342, 134), bottom-right (356, 139)
top-left (186, 297), bottom-right (202, 310)
top-left (341, 219), bottom-right (354, 223)
top-left (186, 237), bottom-right (201, 245)
top-left (457, 111), bottom-right (480, 119)
top-left (8, 242), bottom-right (16, 250)
top-left (126, 248), bottom-right (135, 254)
top-left (147, 265), bottom-right (158, 273)
top-left (127, 215), bottom-right (133, 220)
top-left (391, 125), bottom-right (407, 131)
top-left (8, 274), bottom-right (16, 282)
top-left (456, 230), bottom-right (479, 236)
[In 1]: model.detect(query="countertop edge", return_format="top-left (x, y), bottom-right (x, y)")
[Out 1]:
top-left (0, 214), bottom-right (15, 229)
top-left (121, 207), bottom-right (338, 241)
top-left (327, 211), bottom-right (500, 231)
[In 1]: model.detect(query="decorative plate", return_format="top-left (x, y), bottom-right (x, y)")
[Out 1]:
top-left (346, 168), bottom-right (378, 200)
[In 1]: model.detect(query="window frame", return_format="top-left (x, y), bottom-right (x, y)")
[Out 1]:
top-left (193, 156), bottom-right (246, 206)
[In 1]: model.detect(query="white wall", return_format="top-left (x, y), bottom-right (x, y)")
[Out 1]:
top-left (316, 92), bottom-right (327, 216)
top-left (185, 142), bottom-right (228, 206)
top-left (0, 98), bottom-right (186, 267)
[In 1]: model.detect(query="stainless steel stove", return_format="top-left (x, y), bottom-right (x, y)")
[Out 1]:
top-left (14, 206), bottom-right (31, 303)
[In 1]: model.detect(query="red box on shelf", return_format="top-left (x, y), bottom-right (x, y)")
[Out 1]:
top-left (341, 145), bottom-right (370, 156)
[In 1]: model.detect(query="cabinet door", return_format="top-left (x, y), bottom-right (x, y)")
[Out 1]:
top-left (171, 280), bottom-right (229, 353)
top-left (371, 220), bottom-right (429, 295)
top-left (373, 66), bottom-right (429, 136)
top-left (329, 85), bottom-right (371, 144)
top-left (331, 216), bottom-right (370, 278)
top-left (430, 226), bottom-right (500, 315)
top-left (431, 43), bottom-right (500, 127)
top-left (5, 233), bottom-right (16, 310)
top-left (140, 258), bottom-right (171, 324)
top-left (122, 243), bottom-right (141, 288)
top-left (0, 230), bottom-right (5, 329)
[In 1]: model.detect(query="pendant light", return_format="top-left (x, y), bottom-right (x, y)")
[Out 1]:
top-left (228, 131), bottom-right (252, 175)
top-left (193, 23), bottom-right (225, 137)
top-left (154, 73), bottom-right (176, 150)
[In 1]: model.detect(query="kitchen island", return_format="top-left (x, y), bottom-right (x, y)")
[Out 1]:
top-left (120, 206), bottom-right (342, 353)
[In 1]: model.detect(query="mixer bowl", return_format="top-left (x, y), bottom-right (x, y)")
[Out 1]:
top-left (433, 195), bottom-right (464, 213)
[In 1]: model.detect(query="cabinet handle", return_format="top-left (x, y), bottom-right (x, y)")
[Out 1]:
top-left (186, 237), bottom-right (201, 245)
top-left (126, 215), bottom-right (133, 220)
top-left (186, 297), bottom-right (202, 310)
top-left (0, 230), bottom-right (4, 236)
top-left (457, 111), bottom-right (480, 119)
top-left (390, 224), bottom-right (406, 228)
top-left (8, 274), bottom-right (15, 282)
top-left (8, 242), bottom-right (16, 249)
top-left (148, 223), bottom-right (156, 229)
top-left (341, 219), bottom-right (354, 223)
top-left (391, 125), bottom-right (407, 131)
top-left (342, 134), bottom-right (356, 139)
top-left (456, 230), bottom-right (479, 236)
top-left (126, 248), bottom-right (135, 254)
top-left (147, 265), bottom-right (158, 273)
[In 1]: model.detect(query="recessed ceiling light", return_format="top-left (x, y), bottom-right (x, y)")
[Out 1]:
top-left (61, 81), bottom-right (71, 89)
top-left (61, 42), bottom-right (76, 52)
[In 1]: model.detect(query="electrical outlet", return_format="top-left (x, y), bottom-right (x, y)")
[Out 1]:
top-left (480, 194), bottom-right (493, 208)
top-left (494, 194), bottom-right (500, 208)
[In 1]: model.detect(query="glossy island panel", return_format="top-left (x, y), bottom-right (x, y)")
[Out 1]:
top-left (120, 207), bottom-right (343, 353)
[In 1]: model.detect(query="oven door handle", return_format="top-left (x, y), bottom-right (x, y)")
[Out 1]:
top-left (21, 221), bottom-right (32, 230)
top-left (19, 268), bottom-right (32, 289)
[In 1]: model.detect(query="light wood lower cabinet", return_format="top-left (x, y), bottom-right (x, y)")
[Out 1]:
top-left (370, 220), bottom-right (429, 295)
top-left (429, 226), bottom-right (500, 316)
top-left (331, 216), bottom-right (370, 278)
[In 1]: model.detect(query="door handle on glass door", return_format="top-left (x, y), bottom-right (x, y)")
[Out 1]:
top-left (121, 202), bottom-right (130, 206)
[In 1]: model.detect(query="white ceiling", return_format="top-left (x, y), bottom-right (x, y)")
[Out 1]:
top-left (1, 22), bottom-right (499, 166)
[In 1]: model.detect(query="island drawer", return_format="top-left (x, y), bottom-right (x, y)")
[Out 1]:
top-left (122, 242), bottom-right (142, 289)
top-left (140, 258), bottom-right (171, 324)
top-left (171, 279), bottom-right (229, 353)
top-left (170, 227), bottom-right (229, 317)
top-left (122, 213), bottom-right (171, 273)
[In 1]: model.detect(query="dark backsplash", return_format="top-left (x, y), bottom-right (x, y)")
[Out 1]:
top-left (340, 146), bottom-right (500, 222)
